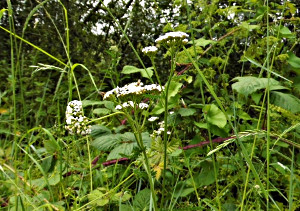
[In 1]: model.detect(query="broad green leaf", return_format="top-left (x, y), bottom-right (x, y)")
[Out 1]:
top-left (140, 68), bottom-right (153, 79)
top-left (133, 189), bottom-right (152, 210)
top-left (278, 26), bottom-right (294, 38)
top-left (107, 143), bottom-right (134, 160)
top-left (232, 76), bottom-right (281, 97)
top-left (194, 122), bottom-right (208, 129)
top-left (121, 65), bottom-right (141, 74)
top-left (91, 134), bottom-right (121, 151)
top-left (41, 156), bottom-right (53, 173)
top-left (203, 104), bottom-right (227, 128)
top-left (48, 171), bottom-right (60, 186)
top-left (178, 108), bottom-right (196, 117)
top-left (121, 65), bottom-right (153, 79)
top-left (90, 125), bottom-right (111, 138)
top-left (287, 52), bottom-right (300, 69)
top-left (93, 108), bottom-right (111, 115)
top-left (194, 161), bottom-right (218, 186)
top-left (190, 38), bottom-right (216, 47)
top-left (167, 81), bottom-right (182, 100)
top-left (44, 139), bottom-right (58, 154)
top-left (210, 125), bottom-right (228, 137)
top-left (270, 91), bottom-right (300, 113)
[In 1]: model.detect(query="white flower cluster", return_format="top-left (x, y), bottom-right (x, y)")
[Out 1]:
top-left (104, 81), bottom-right (164, 100)
top-left (155, 31), bottom-right (189, 44)
top-left (151, 120), bottom-right (171, 136)
top-left (65, 100), bottom-right (91, 135)
top-left (115, 101), bottom-right (149, 110)
top-left (142, 46), bottom-right (158, 55)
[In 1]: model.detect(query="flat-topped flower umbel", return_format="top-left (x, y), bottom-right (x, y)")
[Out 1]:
top-left (103, 81), bottom-right (164, 100)
top-left (142, 46), bottom-right (158, 54)
top-left (155, 31), bottom-right (189, 45)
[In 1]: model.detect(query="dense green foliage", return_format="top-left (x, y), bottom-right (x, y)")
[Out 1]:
top-left (1, 0), bottom-right (300, 210)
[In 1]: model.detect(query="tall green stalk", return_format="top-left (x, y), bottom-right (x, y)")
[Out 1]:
top-left (161, 47), bottom-right (177, 208)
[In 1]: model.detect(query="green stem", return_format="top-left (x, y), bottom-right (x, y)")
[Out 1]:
top-left (161, 48), bottom-right (177, 208)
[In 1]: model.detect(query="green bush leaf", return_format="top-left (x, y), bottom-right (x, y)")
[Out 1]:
top-left (203, 104), bottom-right (227, 128)
top-left (271, 91), bottom-right (300, 113)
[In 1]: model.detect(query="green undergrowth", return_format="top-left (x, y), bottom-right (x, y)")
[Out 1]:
top-left (0, 0), bottom-right (300, 210)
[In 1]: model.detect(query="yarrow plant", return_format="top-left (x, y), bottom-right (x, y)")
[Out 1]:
top-left (65, 100), bottom-right (91, 135)
top-left (155, 31), bottom-right (189, 47)
top-left (142, 46), bottom-right (158, 56)
top-left (103, 81), bottom-right (164, 100)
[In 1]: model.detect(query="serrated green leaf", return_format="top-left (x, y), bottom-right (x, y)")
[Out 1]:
top-left (178, 108), bottom-right (196, 117)
top-left (107, 143), bottom-right (134, 160)
top-left (203, 104), bottom-right (227, 128)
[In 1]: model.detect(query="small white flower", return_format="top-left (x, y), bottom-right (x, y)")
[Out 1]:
top-left (169, 111), bottom-right (174, 114)
top-left (142, 46), bottom-right (158, 54)
top-left (115, 105), bottom-right (122, 110)
top-left (78, 116), bottom-right (84, 122)
top-left (148, 116), bottom-right (159, 122)
top-left (128, 101), bottom-right (134, 107)
top-left (138, 102), bottom-right (149, 109)
top-left (66, 116), bottom-right (74, 125)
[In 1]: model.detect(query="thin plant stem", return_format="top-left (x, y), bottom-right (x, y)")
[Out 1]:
top-left (161, 47), bottom-right (177, 208)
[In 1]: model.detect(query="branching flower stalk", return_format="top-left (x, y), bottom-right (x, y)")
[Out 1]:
top-left (154, 31), bottom-right (189, 207)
